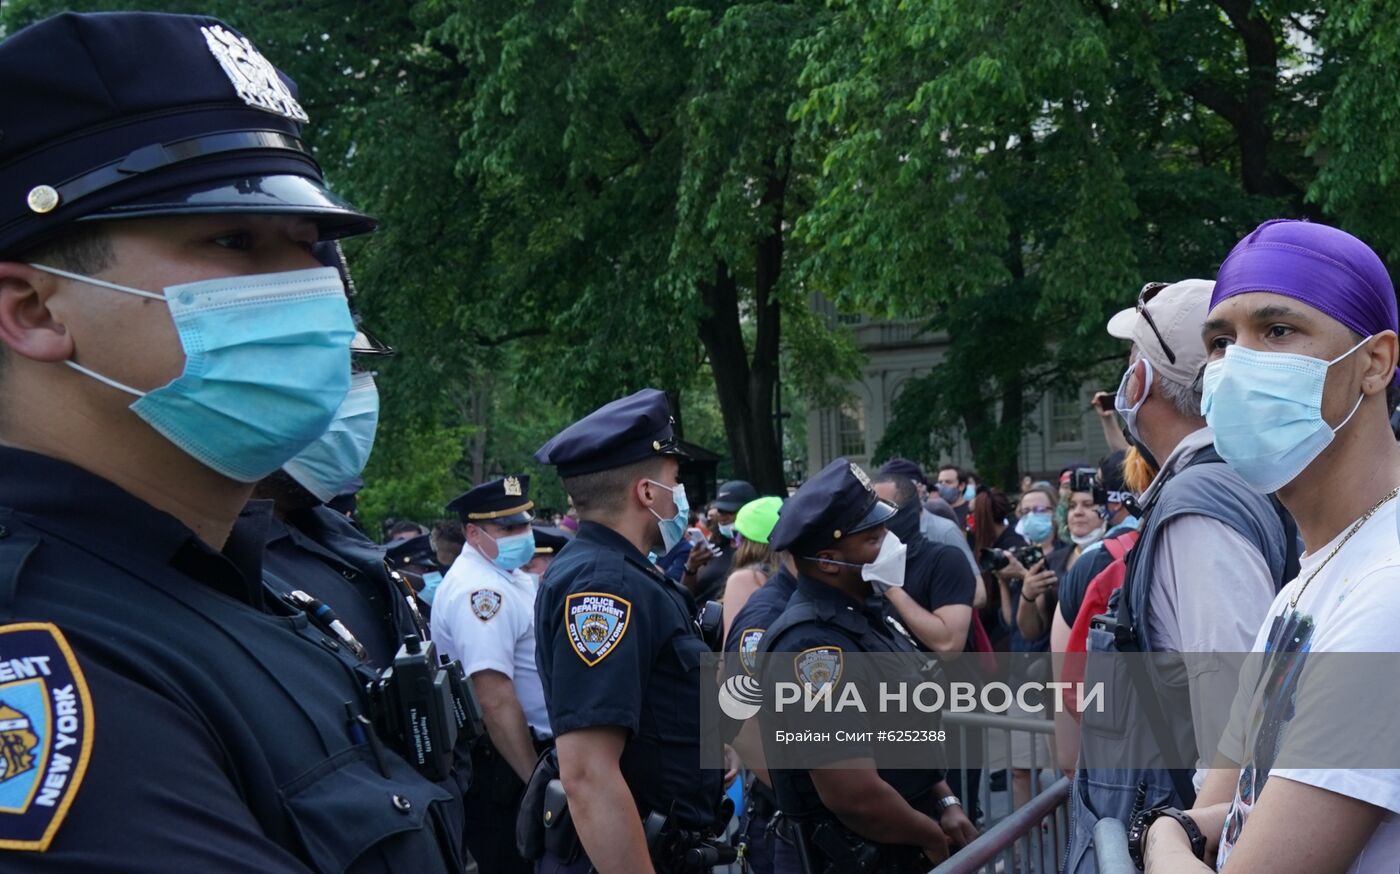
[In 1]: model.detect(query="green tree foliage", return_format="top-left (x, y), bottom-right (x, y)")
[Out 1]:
top-left (4, 0), bottom-right (1398, 497)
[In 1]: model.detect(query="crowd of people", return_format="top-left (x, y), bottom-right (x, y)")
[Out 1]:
top-left (2, 10), bottom-right (1400, 874)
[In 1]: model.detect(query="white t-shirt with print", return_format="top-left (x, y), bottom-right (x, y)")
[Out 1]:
top-left (1217, 498), bottom-right (1400, 872)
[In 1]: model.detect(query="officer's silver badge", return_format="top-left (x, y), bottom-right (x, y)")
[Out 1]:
top-left (794, 646), bottom-right (843, 689)
top-left (470, 589), bottom-right (503, 622)
top-left (565, 592), bottom-right (632, 667)
top-left (201, 25), bottom-right (309, 122)
top-left (849, 463), bottom-right (871, 489)
top-left (503, 476), bottom-right (522, 497)
top-left (739, 628), bottom-right (765, 676)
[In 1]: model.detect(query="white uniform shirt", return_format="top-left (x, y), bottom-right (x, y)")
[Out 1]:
top-left (433, 545), bottom-right (551, 734)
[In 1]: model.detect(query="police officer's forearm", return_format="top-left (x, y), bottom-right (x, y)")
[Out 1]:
top-left (731, 718), bottom-right (771, 787)
top-left (812, 768), bottom-right (947, 851)
top-left (565, 767), bottom-right (656, 873)
top-left (472, 671), bottom-right (538, 782)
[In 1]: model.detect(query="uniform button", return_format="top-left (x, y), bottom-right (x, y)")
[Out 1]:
top-left (320, 636), bottom-right (340, 652)
top-left (341, 569), bottom-right (357, 580)
top-left (391, 794), bottom-right (412, 813)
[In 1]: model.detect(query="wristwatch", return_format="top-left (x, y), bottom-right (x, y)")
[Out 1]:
top-left (1126, 804), bottom-right (1205, 870)
top-left (936, 795), bottom-right (961, 813)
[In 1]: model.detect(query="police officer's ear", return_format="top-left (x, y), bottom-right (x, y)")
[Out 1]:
top-left (0, 263), bottom-right (76, 365)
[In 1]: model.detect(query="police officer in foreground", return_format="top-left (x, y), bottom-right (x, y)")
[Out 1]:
top-left (758, 459), bottom-right (977, 874)
top-left (434, 476), bottom-right (551, 874)
top-left (0, 12), bottom-right (466, 869)
top-left (531, 388), bottom-right (736, 873)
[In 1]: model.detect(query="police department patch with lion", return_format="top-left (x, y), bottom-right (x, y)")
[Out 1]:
top-left (565, 593), bottom-right (631, 666)
top-left (0, 623), bottom-right (94, 851)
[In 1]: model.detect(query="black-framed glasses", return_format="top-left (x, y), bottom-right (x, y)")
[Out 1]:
top-left (1137, 281), bottom-right (1175, 365)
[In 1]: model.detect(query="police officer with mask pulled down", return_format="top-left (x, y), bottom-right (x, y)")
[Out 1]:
top-left (530, 389), bottom-right (736, 874)
top-left (0, 12), bottom-right (467, 869)
top-left (758, 459), bottom-right (977, 874)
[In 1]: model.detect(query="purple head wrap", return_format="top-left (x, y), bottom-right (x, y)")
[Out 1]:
top-left (1212, 219), bottom-right (1397, 339)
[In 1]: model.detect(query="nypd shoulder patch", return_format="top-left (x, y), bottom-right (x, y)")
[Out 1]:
top-left (0, 623), bottom-right (94, 851)
top-left (470, 589), bottom-right (503, 622)
top-left (739, 628), bottom-right (765, 677)
top-left (794, 646), bottom-right (844, 689)
top-left (565, 592), bottom-right (632, 667)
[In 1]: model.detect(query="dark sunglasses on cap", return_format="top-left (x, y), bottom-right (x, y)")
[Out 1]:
top-left (1137, 281), bottom-right (1175, 366)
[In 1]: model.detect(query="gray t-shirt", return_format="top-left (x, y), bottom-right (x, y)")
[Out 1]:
top-left (921, 510), bottom-right (979, 579)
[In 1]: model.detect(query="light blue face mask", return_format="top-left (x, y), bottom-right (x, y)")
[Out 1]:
top-left (646, 479), bottom-right (690, 553)
top-left (283, 370), bottom-right (380, 502)
top-left (487, 530), bottom-right (536, 572)
top-left (963, 484), bottom-right (976, 503)
top-left (1017, 510), bottom-right (1054, 544)
top-left (418, 571), bottom-right (444, 606)
top-left (34, 263), bottom-right (355, 483)
top-left (1114, 358), bottom-right (1154, 445)
top-left (1202, 336), bottom-right (1370, 494)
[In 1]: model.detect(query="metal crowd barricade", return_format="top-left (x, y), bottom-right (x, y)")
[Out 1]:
top-left (929, 711), bottom-right (1071, 874)
top-left (1092, 817), bottom-right (1136, 874)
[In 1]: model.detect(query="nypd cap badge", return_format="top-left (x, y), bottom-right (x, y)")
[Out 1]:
top-left (565, 593), bottom-right (632, 667)
top-left (0, 623), bottom-right (94, 851)
top-left (201, 24), bottom-right (309, 122)
top-left (470, 589), bottom-right (503, 622)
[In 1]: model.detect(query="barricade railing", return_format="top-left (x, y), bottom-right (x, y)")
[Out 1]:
top-left (930, 710), bottom-right (1070, 874)
top-left (1092, 817), bottom-right (1136, 874)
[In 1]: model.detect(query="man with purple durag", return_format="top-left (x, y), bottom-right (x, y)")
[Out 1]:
top-left (1141, 220), bottom-right (1400, 873)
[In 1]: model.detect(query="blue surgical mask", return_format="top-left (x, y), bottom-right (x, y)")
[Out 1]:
top-left (719, 522), bottom-right (735, 539)
top-left (283, 371), bottom-right (380, 502)
top-left (487, 530), bottom-right (536, 572)
top-left (1202, 337), bottom-right (1369, 493)
top-left (1018, 510), bottom-right (1054, 544)
top-left (418, 571), bottom-right (444, 606)
top-left (35, 263), bottom-right (354, 482)
top-left (963, 484), bottom-right (976, 502)
top-left (937, 483), bottom-right (961, 504)
top-left (646, 480), bottom-right (689, 553)
top-left (1114, 358), bottom-right (1154, 445)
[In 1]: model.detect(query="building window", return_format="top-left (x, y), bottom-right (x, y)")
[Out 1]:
top-left (839, 401), bottom-right (867, 456)
top-left (1050, 388), bottom-right (1083, 446)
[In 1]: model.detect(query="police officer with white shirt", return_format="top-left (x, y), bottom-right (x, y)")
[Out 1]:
top-left (435, 475), bottom-right (551, 874)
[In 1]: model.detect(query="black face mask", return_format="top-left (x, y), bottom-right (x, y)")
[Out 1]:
top-left (886, 499), bottom-right (921, 543)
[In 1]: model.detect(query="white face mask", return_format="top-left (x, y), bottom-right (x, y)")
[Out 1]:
top-left (809, 530), bottom-right (908, 595)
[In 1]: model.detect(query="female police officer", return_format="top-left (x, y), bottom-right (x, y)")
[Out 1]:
top-left (0, 12), bottom-right (465, 870)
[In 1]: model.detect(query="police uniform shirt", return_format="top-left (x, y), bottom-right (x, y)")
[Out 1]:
top-left (535, 520), bottom-right (723, 830)
top-left (723, 565), bottom-right (797, 680)
top-left (262, 505), bottom-right (422, 670)
top-left (758, 575), bottom-right (941, 820)
top-left (0, 449), bottom-right (465, 870)
top-left (433, 544), bottom-right (550, 734)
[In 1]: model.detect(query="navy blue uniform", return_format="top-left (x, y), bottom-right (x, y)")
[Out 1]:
top-left (262, 505), bottom-right (424, 670)
top-left (0, 449), bottom-right (466, 871)
top-left (722, 566), bottom-right (796, 874)
top-left (535, 521), bottom-right (723, 831)
top-left (758, 577), bottom-right (942, 873)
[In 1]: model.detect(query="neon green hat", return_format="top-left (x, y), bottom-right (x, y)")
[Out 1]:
top-left (734, 496), bottom-right (783, 545)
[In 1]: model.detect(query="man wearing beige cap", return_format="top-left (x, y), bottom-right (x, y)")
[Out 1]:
top-left (1064, 280), bottom-right (1298, 873)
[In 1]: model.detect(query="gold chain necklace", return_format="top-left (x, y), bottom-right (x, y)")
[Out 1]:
top-left (1290, 486), bottom-right (1400, 608)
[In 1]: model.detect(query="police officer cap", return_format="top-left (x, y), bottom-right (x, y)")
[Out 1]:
top-left (385, 533), bottom-right (436, 569)
top-left (0, 12), bottom-right (376, 260)
top-left (534, 388), bottom-right (688, 478)
top-left (769, 457), bottom-right (896, 555)
top-left (531, 524), bottom-right (573, 556)
top-left (446, 475), bottom-right (534, 526)
top-left (713, 480), bottom-right (758, 513)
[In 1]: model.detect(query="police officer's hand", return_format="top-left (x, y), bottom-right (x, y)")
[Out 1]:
top-left (685, 540), bottom-right (714, 575)
top-left (939, 804), bottom-right (979, 849)
top-left (722, 744), bottom-right (741, 789)
top-left (921, 828), bottom-right (951, 865)
top-left (1021, 559), bottom-right (1057, 599)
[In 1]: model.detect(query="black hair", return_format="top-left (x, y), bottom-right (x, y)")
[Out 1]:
top-left (563, 456), bottom-right (668, 518)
